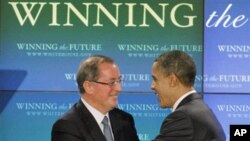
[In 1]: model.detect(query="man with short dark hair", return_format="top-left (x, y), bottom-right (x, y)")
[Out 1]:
top-left (151, 50), bottom-right (226, 141)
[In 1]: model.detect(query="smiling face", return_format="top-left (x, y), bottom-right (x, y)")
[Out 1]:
top-left (84, 62), bottom-right (122, 114)
top-left (151, 62), bottom-right (176, 108)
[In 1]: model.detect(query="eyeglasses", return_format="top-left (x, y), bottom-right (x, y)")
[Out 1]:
top-left (91, 79), bottom-right (123, 87)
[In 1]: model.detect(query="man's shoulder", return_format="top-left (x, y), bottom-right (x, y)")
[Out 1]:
top-left (110, 108), bottom-right (133, 118)
top-left (177, 93), bottom-right (207, 111)
top-left (56, 102), bottom-right (81, 121)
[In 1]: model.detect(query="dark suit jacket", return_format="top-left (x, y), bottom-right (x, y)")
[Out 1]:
top-left (51, 100), bottom-right (139, 141)
top-left (154, 93), bottom-right (226, 141)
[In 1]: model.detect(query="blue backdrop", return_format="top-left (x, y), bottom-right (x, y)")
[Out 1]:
top-left (1, 0), bottom-right (250, 141)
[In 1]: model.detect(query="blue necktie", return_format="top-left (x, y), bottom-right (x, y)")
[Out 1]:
top-left (102, 116), bottom-right (113, 141)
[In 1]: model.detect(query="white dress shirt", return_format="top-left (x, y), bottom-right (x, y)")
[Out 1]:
top-left (81, 98), bottom-right (114, 139)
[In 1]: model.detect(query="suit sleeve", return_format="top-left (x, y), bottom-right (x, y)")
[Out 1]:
top-left (51, 119), bottom-right (85, 141)
top-left (153, 111), bottom-right (193, 141)
top-left (128, 114), bottom-right (140, 141)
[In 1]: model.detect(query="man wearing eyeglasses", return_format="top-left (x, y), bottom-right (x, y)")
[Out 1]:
top-left (51, 55), bottom-right (139, 141)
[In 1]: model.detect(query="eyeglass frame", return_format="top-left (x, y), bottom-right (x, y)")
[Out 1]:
top-left (91, 77), bottom-right (123, 87)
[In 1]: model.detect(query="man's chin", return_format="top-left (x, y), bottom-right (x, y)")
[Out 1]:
top-left (110, 102), bottom-right (118, 109)
top-left (160, 103), bottom-right (169, 109)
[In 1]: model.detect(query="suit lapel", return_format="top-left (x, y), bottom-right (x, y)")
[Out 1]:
top-left (109, 109), bottom-right (122, 141)
top-left (76, 100), bottom-right (106, 141)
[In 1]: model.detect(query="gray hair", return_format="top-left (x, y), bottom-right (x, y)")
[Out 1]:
top-left (76, 55), bottom-right (115, 94)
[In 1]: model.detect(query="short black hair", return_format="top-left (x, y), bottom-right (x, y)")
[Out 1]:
top-left (155, 50), bottom-right (196, 87)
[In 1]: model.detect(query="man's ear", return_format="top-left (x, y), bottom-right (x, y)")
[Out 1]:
top-left (83, 81), bottom-right (94, 94)
top-left (169, 73), bottom-right (179, 87)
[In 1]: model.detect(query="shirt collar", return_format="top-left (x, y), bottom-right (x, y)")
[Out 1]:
top-left (81, 97), bottom-right (108, 125)
top-left (172, 89), bottom-right (196, 112)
